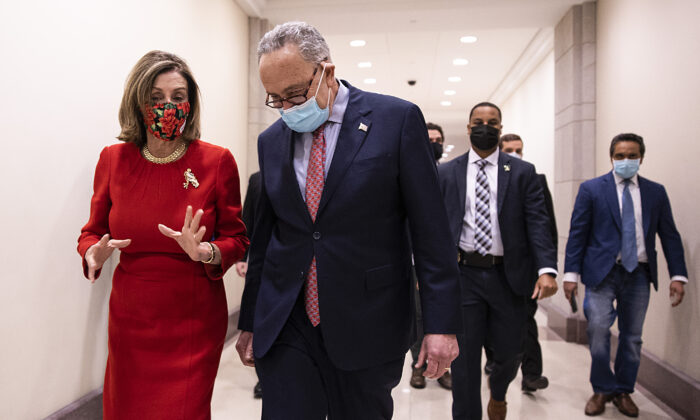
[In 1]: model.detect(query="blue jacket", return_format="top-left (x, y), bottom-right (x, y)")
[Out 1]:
top-left (564, 172), bottom-right (687, 289)
top-left (238, 81), bottom-right (462, 370)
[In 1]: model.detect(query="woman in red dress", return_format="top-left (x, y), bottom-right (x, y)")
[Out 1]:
top-left (77, 50), bottom-right (249, 419)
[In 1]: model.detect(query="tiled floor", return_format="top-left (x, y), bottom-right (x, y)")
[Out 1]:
top-left (211, 314), bottom-right (679, 419)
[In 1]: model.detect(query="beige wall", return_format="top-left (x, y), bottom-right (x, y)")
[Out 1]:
top-left (500, 51), bottom-right (556, 186)
top-left (597, 0), bottom-right (700, 380)
top-left (0, 1), bottom-right (249, 418)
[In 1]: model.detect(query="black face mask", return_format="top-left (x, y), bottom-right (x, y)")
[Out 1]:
top-left (470, 124), bottom-right (500, 151)
top-left (431, 142), bottom-right (443, 161)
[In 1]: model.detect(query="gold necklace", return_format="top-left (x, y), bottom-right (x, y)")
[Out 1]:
top-left (142, 142), bottom-right (187, 164)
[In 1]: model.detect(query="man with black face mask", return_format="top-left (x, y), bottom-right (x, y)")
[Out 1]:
top-left (437, 102), bottom-right (558, 420)
top-left (427, 122), bottom-right (445, 163)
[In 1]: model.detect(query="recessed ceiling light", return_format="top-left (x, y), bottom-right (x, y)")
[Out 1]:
top-left (364, 78), bottom-right (377, 84)
top-left (453, 58), bottom-right (469, 66)
top-left (460, 36), bottom-right (478, 44)
top-left (350, 40), bottom-right (366, 47)
top-left (448, 76), bottom-right (462, 82)
top-left (444, 90), bottom-right (456, 96)
top-left (440, 101), bottom-right (452, 106)
top-left (358, 62), bottom-right (372, 68)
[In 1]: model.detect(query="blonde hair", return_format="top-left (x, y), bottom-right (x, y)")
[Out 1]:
top-left (117, 50), bottom-right (201, 147)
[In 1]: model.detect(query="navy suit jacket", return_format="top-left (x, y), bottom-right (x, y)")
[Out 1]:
top-left (437, 151), bottom-right (558, 296)
top-left (564, 172), bottom-right (687, 290)
top-left (238, 81), bottom-right (462, 370)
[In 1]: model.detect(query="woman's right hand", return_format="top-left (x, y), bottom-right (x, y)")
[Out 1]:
top-left (85, 234), bottom-right (131, 283)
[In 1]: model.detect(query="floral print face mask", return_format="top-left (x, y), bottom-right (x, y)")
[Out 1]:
top-left (143, 102), bottom-right (190, 141)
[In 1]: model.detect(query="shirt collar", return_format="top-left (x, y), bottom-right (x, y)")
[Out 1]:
top-left (612, 170), bottom-right (639, 186)
top-left (468, 148), bottom-right (499, 166)
top-left (327, 79), bottom-right (349, 124)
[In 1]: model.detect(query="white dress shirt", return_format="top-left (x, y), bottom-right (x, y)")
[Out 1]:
top-left (563, 171), bottom-right (688, 283)
top-left (459, 149), bottom-right (504, 255)
top-left (459, 150), bottom-right (556, 277)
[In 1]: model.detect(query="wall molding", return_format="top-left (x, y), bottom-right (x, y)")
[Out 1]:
top-left (45, 310), bottom-right (241, 420)
top-left (235, 0), bottom-right (266, 17)
top-left (490, 27), bottom-right (554, 105)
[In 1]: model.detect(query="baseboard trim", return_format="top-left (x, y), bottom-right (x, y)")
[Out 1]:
top-left (538, 300), bottom-right (587, 344)
top-left (540, 301), bottom-right (700, 419)
top-left (610, 331), bottom-right (700, 420)
top-left (44, 310), bottom-right (241, 420)
top-left (44, 388), bottom-right (103, 420)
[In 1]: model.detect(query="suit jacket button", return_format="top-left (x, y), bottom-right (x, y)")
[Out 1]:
top-left (313, 232), bottom-right (321, 240)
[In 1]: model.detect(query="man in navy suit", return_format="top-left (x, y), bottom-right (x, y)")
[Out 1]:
top-left (235, 22), bottom-right (461, 420)
top-left (481, 134), bottom-right (557, 393)
top-left (438, 102), bottom-right (558, 420)
top-left (563, 133), bottom-right (688, 417)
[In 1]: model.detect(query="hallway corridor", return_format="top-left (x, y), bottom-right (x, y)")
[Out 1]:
top-left (211, 313), bottom-right (682, 419)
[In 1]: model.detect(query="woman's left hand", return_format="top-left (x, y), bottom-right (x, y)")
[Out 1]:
top-left (159, 205), bottom-right (210, 262)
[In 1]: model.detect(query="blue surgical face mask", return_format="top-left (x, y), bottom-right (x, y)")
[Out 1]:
top-left (506, 152), bottom-right (522, 159)
top-left (613, 158), bottom-right (640, 179)
top-left (279, 63), bottom-right (330, 133)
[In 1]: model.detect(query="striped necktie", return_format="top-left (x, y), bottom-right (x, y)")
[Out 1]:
top-left (474, 159), bottom-right (492, 256)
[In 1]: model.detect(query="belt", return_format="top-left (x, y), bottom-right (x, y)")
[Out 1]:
top-left (457, 249), bottom-right (503, 268)
top-left (615, 259), bottom-right (649, 269)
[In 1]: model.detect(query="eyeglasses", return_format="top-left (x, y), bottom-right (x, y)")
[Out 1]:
top-left (265, 67), bottom-right (319, 109)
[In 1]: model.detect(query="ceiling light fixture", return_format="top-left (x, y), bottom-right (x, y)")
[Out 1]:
top-left (440, 101), bottom-right (452, 107)
top-left (453, 58), bottom-right (469, 66)
top-left (448, 76), bottom-right (462, 82)
top-left (444, 90), bottom-right (456, 96)
top-left (364, 78), bottom-right (377, 84)
top-left (350, 40), bottom-right (366, 47)
top-left (358, 61), bottom-right (372, 68)
top-left (460, 36), bottom-right (478, 44)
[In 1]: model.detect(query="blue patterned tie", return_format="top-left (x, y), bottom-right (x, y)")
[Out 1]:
top-left (474, 159), bottom-right (492, 256)
top-left (621, 179), bottom-right (638, 272)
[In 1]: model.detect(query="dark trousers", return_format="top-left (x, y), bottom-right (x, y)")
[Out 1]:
top-left (256, 294), bottom-right (404, 420)
top-left (484, 295), bottom-right (542, 381)
top-left (451, 264), bottom-right (526, 420)
top-left (520, 298), bottom-right (543, 379)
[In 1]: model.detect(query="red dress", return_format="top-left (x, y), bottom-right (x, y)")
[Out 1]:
top-left (77, 140), bottom-right (248, 420)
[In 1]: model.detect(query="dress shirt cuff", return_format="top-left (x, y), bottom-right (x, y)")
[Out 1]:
top-left (563, 272), bottom-right (580, 283)
top-left (671, 275), bottom-right (688, 284)
top-left (538, 267), bottom-right (558, 277)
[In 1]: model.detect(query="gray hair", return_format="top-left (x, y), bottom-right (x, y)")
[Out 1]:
top-left (257, 21), bottom-right (331, 64)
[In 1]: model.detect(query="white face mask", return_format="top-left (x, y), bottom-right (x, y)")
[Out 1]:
top-left (507, 152), bottom-right (522, 159)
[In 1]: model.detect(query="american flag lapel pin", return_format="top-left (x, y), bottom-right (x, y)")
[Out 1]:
top-left (504, 164), bottom-right (511, 172)
top-left (358, 123), bottom-right (368, 132)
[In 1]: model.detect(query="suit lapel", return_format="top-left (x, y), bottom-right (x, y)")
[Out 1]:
top-left (455, 152), bottom-right (468, 217)
top-left (497, 152), bottom-right (510, 214)
top-left (604, 172), bottom-right (622, 231)
top-left (282, 126), bottom-right (313, 226)
top-left (638, 176), bottom-right (652, 236)
top-left (316, 100), bottom-right (371, 217)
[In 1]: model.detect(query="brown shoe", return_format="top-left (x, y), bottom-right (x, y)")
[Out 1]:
top-left (437, 371), bottom-right (452, 390)
top-left (613, 393), bottom-right (639, 417)
top-left (585, 393), bottom-right (613, 416)
top-left (409, 366), bottom-right (426, 389)
top-left (487, 397), bottom-right (507, 420)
